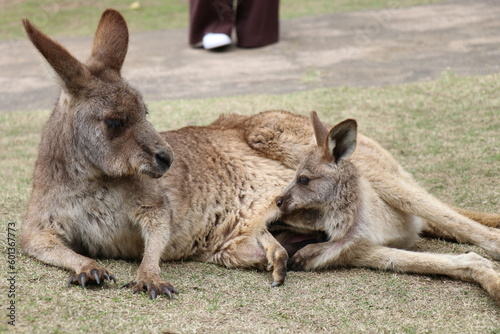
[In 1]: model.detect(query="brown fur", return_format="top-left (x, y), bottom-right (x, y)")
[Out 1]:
top-left (22, 10), bottom-right (499, 303)
top-left (22, 10), bottom-right (293, 299)
top-left (266, 111), bottom-right (500, 305)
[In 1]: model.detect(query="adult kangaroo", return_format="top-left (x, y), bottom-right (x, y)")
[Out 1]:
top-left (21, 10), bottom-right (290, 300)
top-left (22, 9), bottom-right (499, 303)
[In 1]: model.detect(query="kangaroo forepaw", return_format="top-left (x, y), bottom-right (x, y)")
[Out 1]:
top-left (287, 248), bottom-right (317, 271)
top-left (67, 267), bottom-right (116, 288)
top-left (287, 256), bottom-right (306, 271)
top-left (270, 264), bottom-right (287, 287)
top-left (287, 243), bottom-right (326, 271)
top-left (123, 278), bottom-right (178, 300)
top-left (271, 280), bottom-right (284, 287)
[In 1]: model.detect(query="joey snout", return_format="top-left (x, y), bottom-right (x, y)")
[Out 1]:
top-left (276, 195), bottom-right (293, 214)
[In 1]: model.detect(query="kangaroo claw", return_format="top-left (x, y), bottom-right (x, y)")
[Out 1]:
top-left (67, 265), bottom-right (116, 288)
top-left (124, 278), bottom-right (178, 300)
top-left (271, 281), bottom-right (283, 287)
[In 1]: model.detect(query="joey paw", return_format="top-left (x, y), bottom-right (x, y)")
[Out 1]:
top-left (287, 257), bottom-right (306, 271)
top-left (287, 250), bottom-right (314, 271)
top-left (287, 243), bottom-right (324, 271)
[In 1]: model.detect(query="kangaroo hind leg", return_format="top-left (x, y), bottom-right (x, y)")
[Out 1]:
top-left (351, 245), bottom-right (500, 305)
top-left (451, 206), bottom-right (500, 228)
top-left (375, 178), bottom-right (500, 260)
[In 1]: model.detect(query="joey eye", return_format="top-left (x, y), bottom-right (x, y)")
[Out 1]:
top-left (298, 176), bottom-right (310, 185)
top-left (104, 119), bottom-right (123, 130)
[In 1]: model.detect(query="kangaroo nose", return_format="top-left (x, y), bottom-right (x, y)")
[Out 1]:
top-left (155, 151), bottom-right (172, 172)
top-left (276, 197), bottom-right (284, 208)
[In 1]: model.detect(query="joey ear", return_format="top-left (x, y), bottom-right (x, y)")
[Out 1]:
top-left (310, 111), bottom-right (329, 147)
top-left (325, 119), bottom-right (357, 163)
top-left (23, 19), bottom-right (89, 94)
top-left (88, 9), bottom-right (129, 73)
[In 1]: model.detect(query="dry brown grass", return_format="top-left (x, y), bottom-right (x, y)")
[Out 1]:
top-left (1, 72), bottom-right (499, 333)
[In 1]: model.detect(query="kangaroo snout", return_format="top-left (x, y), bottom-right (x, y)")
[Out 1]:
top-left (155, 150), bottom-right (172, 175)
top-left (152, 145), bottom-right (174, 177)
top-left (276, 195), bottom-right (292, 213)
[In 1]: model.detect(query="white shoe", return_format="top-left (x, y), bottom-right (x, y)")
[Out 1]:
top-left (202, 33), bottom-right (232, 50)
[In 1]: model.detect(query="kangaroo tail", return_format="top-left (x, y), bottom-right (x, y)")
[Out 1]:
top-left (450, 206), bottom-right (500, 228)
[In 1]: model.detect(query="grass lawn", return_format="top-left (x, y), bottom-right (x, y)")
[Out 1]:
top-left (1, 0), bottom-right (499, 333)
top-left (1, 72), bottom-right (499, 333)
top-left (0, 0), bottom-right (443, 39)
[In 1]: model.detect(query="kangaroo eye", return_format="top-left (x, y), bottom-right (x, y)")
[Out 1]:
top-left (298, 176), bottom-right (310, 185)
top-left (104, 119), bottom-right (123, 130)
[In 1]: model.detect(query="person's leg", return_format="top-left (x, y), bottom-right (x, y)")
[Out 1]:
top-left (235, 0), bottom-right (279, 48)
top-left (189, 0), bottom-right (234, 46)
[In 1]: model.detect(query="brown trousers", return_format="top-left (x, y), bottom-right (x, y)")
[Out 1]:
top-left (189, 0), bottom-right (280, 48)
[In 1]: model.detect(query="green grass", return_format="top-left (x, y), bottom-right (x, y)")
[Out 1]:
top-left (0, 0), bottom-right (443, 40)
top-left (1, 72), bottom-right (499, 333)
top-left (0, 0), bottom-right (498, 332)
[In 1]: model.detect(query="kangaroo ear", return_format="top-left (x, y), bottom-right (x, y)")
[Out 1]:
top-left (326, 119), bottom-right (357, 163)
top-left (23, 19), bottom-right (89, 94)
top-left (310, 111), bottom-right (329, 147)
top-left (88, 9), bottom-right (129, 73)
